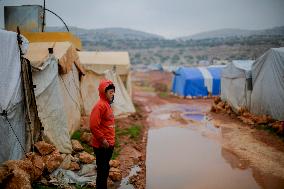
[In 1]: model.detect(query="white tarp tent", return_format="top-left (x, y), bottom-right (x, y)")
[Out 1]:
top-left (251, 48), bottom-right (284, 120)
top-left (221, 60), bottom-right (254, 112)
top-left (79, 51), bottom-right (135, 117)
top-left (0, 30), bottom-right (29, 163)
top-left (25, 42), bottom-right (85, 153)
top-left (79, 51), bottom-right (132, 96)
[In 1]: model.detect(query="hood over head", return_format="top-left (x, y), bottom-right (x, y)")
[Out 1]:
top-left (98, 79), bottom-right (114, 101)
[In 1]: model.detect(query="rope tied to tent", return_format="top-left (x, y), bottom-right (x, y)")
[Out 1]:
top-left (0, 110), bottom-right (27, 155)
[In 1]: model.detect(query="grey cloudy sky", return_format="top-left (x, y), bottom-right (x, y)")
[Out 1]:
top-left (1, 0), bottom-right (284, 38)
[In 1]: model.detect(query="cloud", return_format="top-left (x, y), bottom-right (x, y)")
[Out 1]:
top-left (1, 0), bottom-right (284, 38)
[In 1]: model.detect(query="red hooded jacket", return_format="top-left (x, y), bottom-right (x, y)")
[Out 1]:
top-left (90, 80), bottom-right (115, 148)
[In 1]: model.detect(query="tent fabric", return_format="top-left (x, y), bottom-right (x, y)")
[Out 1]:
top-left (104, 70), bottom-right (136, 117)
top-left (80, 69), bottom-right (135, 117)
top-left (79, 51), bottom-right (132, 97)
top-left (59, 63), bottom-right (84, 134)
top-left (79, 51), bottom-right (135, 116)
top-left (251, 48), bottom-right (284, 120)
top-left (197, 67), bottom-right (213, 94)
top-left (78, 51), bottom-right (130, 75)
top-left (80, 71), bottom-right (104, 116)
top-left (25, 41), bottom-right (85, 153)
top-left (25, 42), bottom-right (85, 75)
top-left (31, 55), bottom-right (72, 153)
top-left (171, 67), bottom-right (222, 97)
top-left (221, 60), bottom-right (254, 112)
top-left (0, 30), bottom-right (28, 163)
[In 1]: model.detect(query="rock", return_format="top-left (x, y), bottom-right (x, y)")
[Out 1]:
top-left (80, 132), bottom-right (93, 145)
top-left (0, 165), bottom-right (10, 183)
top-left (26, 152), bottom-right (45, 180)
top-left (34, 141), bottom-right (56, 156)
top-left (4, 160), bottom-right (34, 189)
top-left (43, 150), bottom-right (64, 172)
top-left (71, 140), bottom-right (84, 152)
top-left (109, 167), bottom-right (122, 181)
top-left (60, 154), bottom-right (73, 170)
top-left (79, 152), bottom-right (95, 164)
top-left (109, 160), bottom-right (120, 168)
top-left (5, 168), bottom-right (32, 189)
top-left (213, 96), bottom-right (221, 104)
top-left (68, 162), bottom-right (80, 171)
top-left (253, 115), bottom-right (272, 125)
top-left (238, 116), bottom-right (255, 125)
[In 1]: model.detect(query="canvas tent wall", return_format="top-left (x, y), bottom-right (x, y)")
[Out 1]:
top-left (0, 30), bottom-right (29, 163)
top-left (221, 60), bottom-right (254, 112)
top-left (171, 66), bottom-right (223, 97)
top-left (250, 48), bottom-right (284, 120)
top-left (79, 51), bottom-right (135, 117)
top-left (25, 42), bottom-right (85, 153)
top-left (78, 51), bottom-right (132, 97)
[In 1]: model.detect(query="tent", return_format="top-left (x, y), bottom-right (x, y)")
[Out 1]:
top-left (171, 66), bottom-right (223, 97)
top-left (221, 60), bottom-right (254, 112)
top-left (25, 41), bottom-right (85, 153)
top-left (79, 51), bottom-right (135, 117)
top-left (0, 30), bottom-right (30, 163)
top-left (250, 48), bottom-right (284, 120)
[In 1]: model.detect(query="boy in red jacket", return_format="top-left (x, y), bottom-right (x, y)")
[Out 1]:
top-left (90, 79), bottom-right (115, 189)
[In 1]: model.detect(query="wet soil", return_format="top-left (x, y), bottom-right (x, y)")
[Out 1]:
top-left (131, 71), bottom-right (284, 189)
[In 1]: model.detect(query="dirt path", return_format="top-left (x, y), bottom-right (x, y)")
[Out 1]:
top-left (132, 71), bottom-right (284, 189)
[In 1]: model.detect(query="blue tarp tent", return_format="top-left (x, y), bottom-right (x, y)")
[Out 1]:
top-left (172, 66), bottom-right (223, 97)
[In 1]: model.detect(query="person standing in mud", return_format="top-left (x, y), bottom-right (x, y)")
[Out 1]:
top-left (90, 79), bottom-right (115, 189)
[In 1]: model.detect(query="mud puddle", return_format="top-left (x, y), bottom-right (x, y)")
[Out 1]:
top-left (146, 104), bottom-right (284, 189)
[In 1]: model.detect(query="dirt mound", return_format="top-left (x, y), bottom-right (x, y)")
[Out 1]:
top-left (211, 98), bottom-right (283, 134)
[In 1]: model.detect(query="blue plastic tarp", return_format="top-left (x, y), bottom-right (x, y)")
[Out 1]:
top-left (172, 67), bottom-right (222, 97)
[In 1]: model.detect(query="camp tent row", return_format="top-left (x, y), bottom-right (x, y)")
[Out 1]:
top-left (79, 51), bottom-right (135, 117)
top-left (0, 30), bottom-right (135, 163)
top-left (221, 48), bottom-right (284, 120)
top-left (171, 66), bottom-right (223, 97)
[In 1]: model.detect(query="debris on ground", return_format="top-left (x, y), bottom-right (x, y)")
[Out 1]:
top-left (26, 152), bottom-right (45, 180)
top-left (109, 160), bottom-right (120, 168)
top-left (34, 141), bottom-right (56, 156)
top-left (109, 167), bottom-right (122, 181)
top-left (78, 152), bottom-right (95, 164)
top-left (80, 132), bottom-right (92, 145)
top-left (71, 140), bottom-right (84, 152)
top-left (0, 139), bottom-right (112, 188)
top-left (211, 97), bottom-right (284, 134)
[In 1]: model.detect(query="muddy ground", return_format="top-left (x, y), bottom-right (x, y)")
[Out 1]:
top-left (130, 70), bottom-right (284, 189)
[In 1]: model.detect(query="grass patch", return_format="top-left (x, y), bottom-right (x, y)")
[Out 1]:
top-left (81, 143), bottom-right (94, 154)
top-left (71, 130), bottom-right (81, 140)
top-left (116, 124), bottom-right (142, 141)
top-left (158, 92), bottom-right (169, 98)
top-left (112, 124), bottom-right (142, 159)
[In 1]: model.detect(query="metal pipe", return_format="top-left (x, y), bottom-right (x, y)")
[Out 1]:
top-left (44, 8), bottom-right (70, 32)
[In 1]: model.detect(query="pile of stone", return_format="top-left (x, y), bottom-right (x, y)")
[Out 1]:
top-left (0, 135), bottom-right (124, 188)
top-left (210, 96), bottom-right (233, 115)
top-left (211, 97), bottom-right (284, 134)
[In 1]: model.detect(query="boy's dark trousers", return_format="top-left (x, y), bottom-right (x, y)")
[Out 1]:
top-left (94, 147), bottom-right (114, 189)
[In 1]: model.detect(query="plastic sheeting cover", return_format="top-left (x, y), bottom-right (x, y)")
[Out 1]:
top-left (221, 61), bottom-right (253, 111)
top-left (0, 30), bottom-right (28, 163)
top-left (32, 55), bottom-right (72, 153)
top-left (80, 70), bottom-right (135, 116)
top-left (171, 67), bottom-right (222, 97)
top-left (251, 48), bottom-right (284, 120)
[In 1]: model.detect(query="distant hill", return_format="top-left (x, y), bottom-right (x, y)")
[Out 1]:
top-left (179, 26), bottom-right (284, 40)
top-left (45, 26), bottom-right (164, 40)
